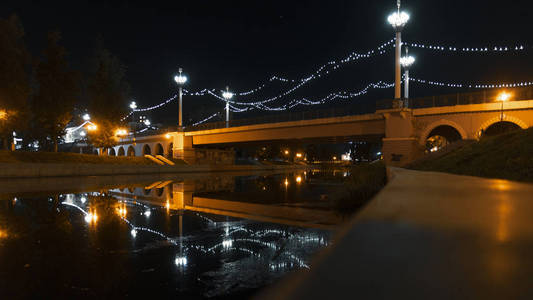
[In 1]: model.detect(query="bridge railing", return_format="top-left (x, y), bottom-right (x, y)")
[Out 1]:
top-left (186, 87), bottom-right (533, 132)
top-left (185, 106), bottom-right (368, 132)
top-left (376, 86), bottom-right (533, 110)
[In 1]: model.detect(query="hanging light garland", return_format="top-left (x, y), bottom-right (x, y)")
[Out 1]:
top-left (403, 42), bottom-right (527, 53)
top-left (122, 38), bottom-right (531, 122)
top-left (410, 76), bottom-right (533, 89)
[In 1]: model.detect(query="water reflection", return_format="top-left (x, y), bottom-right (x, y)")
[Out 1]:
top-left (0, 171), bottom-right (345, 297)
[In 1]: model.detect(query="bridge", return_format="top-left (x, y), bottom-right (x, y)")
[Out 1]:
top-left (109, 87), bottom-right (533, 166)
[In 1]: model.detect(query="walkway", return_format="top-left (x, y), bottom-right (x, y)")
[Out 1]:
top-left (262, 168), bottom-right (533, 299)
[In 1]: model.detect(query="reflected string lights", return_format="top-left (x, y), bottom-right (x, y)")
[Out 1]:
top-left (58, 191), bottom-right (329, 275)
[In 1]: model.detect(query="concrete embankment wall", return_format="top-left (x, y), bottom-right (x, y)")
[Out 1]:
top-left (0, 163), bottom-right (311, 179)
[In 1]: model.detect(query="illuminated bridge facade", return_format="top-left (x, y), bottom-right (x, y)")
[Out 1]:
top-left (110, 88), bottom-right (533, 166)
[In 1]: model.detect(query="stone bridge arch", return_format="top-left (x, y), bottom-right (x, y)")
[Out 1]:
top-left (477, 115), bottom-right (528, 138)
top-left (127, 146), bottom-right (136, 157)
top-left (117, 147), bottom-right (125, 156)
top-left (155, 143), bottom-right (164, 156)
top-left (142, 144), bottom-right (151, 155)
top-left (419, 119), bottom-right (468, 145)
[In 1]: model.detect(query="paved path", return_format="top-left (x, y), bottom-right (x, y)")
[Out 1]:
top-left (262, 168), bottom-right (533, 299)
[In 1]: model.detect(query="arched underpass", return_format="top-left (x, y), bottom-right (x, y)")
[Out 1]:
top-left (142, 144), bottom-right (151, 156)
top-left (483, 121), bottom-right (522, 137)
top-left (425, 125), bottom-right (463, 153)
top-left (155, 143), bottom-right (164, 156)
top-left (127, 146), bottom-right (135, 157)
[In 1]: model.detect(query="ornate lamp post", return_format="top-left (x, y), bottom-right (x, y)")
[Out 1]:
top-left (497, 91), bottom-right (511, 121)
top-left (174, 68), bottom-right (188, 130)
top-left (400, 47), bottom-right (415, 106)
top-left (222, 86), bottom-right (234, 128)
top-left (388, 0), bottom-right (410, 101)
top-left (130, 101), bottom-right (137, 141)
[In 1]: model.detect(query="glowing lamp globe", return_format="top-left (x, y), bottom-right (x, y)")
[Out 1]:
top-left (174, 68), bottom-right (188, 86)
top-left (222, 90), bottom-right (234, 100)
top-left (130, 101), bottom-right (137, 110)
top-left (388, 11), bottom-right (410, 30)
top-left (498, 91), bottom-right (511, 102)
top-left (82, 113), bottom-right (91, 121)
top-left (174, 74), bottom-right (187, 85)
top-left (400, 56), bottom-right (415, 68)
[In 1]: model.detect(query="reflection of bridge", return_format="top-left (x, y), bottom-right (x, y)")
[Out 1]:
top-left (109, 177), bottom-right (342, 229)
top-left (109, 88), bottom-right (533, 166)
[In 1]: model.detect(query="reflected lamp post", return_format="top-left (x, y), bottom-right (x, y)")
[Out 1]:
top-left (400, 47), bottom-right (415, 106)
top-left (222, 86), bottom-right (234, 128)
top-left (174, 68), bottom-right (188, 130)
top-left (388, 0), bottom-right (410, 101)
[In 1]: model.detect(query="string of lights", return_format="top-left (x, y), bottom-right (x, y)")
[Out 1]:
top-left (229, 81), bottom-right (395, 111)
top-left (192, 113), bottom-right (221, 126)
top-left (403, 42), bottom-right (528, 53)
top-left (122, 38), bottom-right (532, 122)
top-left (410, 77), bottom-right (533, 89)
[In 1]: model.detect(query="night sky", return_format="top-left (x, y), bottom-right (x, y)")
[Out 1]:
top-left (3, 0), bottom-right (533, 126)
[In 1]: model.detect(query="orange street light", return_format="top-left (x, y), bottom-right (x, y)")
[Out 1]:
top-left (0, 110), bottom-right (6, 120)
top-left (115, 129), bottom-right (128, 136)
top-left (497, 91), bottom-right (512, 102)
top-left (497, 91), bottom-right (512, 121)
top-left (284, 150), bottom-right (290, 155)
top-left (87, 124), bottom-right (97, 131)
top-left (296, 153), bottom-right (303, 158)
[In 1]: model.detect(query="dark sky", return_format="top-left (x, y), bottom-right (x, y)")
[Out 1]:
top-left (3, 0), bottom-right (533, 125)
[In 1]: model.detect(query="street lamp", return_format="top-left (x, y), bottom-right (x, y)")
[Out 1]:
top-left (82, 113), bottom-right (91, 121)
top-left (174, 68), bottom-right (188, 130)
top-left (497, 91), bottom-right (512, 121)
top-left (144, 119), bottom-right (151, 127)
top-left (130, 101), bottom-right (137, 140)
top-left (388, 0), bottom-right (410, 101)
top-left (400, 47), bottom-right (415, 105)
top-left (222, 86), bottom-right (234, 128)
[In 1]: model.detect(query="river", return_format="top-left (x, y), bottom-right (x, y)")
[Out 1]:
top-left (0, 169), bottom-right (351, 298)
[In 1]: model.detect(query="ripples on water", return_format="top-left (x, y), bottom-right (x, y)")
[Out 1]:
top-left (0, 171), bottom-right (349, 298)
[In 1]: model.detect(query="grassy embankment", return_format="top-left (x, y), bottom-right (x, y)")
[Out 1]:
top-left (409, 127), bottom-right (533, 182)
top-left (334, 162), bottom-right (387, 216)
top-left (0, 150), bottom-right (186, 165)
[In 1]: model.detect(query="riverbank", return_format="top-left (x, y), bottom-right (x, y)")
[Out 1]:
top-left (409, 128), bottom-right (533, 182)
top-left (0, 150), bottom-right (313, 178)
top-left (0, 161), bottom-right (311, 179)
top-left (0, 150), bottom-right (170, 165)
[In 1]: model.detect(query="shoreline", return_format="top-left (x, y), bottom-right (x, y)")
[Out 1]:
top-left (0, 162), bottom-right (312, 179)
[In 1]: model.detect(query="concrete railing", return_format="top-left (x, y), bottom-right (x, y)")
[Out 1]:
top-left (260, 168), bottom-right (533, 299)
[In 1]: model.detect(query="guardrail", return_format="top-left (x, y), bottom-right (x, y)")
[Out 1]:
top-left (150, 87), bottom-right (533, 133)
top-left (377, 86), bottom-right (533, 110)
top-left (185, 106), bottom-right (370, 132)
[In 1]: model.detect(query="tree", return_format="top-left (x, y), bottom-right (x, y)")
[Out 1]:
top-left (0, 15), bottom-right (30, 150)
top-left (86, 41), bottom-right (129, 153)
top-left (33, 31), bottom-right (79, 152)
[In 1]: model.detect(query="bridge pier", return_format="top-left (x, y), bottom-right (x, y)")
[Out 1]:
top-left (173, 133), bottom-right (197, 164)
top-left (380, 108), bottom-right (423, 167)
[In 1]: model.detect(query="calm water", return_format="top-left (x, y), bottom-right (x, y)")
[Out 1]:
top-left (0, 170), bottom-right (349, 298)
